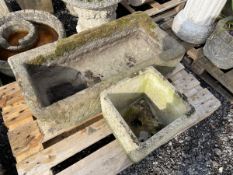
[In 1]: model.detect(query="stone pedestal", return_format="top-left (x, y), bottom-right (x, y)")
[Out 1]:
top-left (172, 0), bottom-right (227, 44)
top-left (63, 0), bottom-right (121, 32)
top-left (75, 5), bottom-right (118, 32)
top-left (0, 0), bottom-right (10, 17)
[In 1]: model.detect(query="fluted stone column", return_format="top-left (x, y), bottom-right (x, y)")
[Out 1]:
top-left (63, 0), bottom-right (121, 32)
top-left (172, 0), bottom-right (227, 44)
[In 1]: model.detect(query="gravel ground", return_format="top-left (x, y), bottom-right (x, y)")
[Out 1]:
top-left (0, 0), bottom-right (233, 175)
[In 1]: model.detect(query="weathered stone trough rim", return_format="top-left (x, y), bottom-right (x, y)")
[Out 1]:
top-left (62, 0), bottom-right (122, 9)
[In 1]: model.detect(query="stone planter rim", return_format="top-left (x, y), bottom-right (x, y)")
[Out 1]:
top-left (0, 19), bottom-right (38, 51)
top-left (0, 9), bottom-right (65, 77)
top-left (62, 0), bottom-right (121, 9)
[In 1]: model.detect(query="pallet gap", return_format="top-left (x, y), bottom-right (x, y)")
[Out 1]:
top-left (156, 0), bottom-right (172, 4)
top-left (221, 67), bottom-right (233, 73)
top-left (117, 3), bottom-right (131, 18)
top-left (43, 115), bottom-right (103, 148)
top-left (130, 3), bottom-right (153, 11)
top-left (51, 134), bottom-right (115, 174)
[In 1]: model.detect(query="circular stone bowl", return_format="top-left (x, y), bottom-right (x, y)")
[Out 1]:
top-left (204, 16), bottom-right (233, 70)
top-left (0, 10), bottom-right (65, 77)
top-left (0, 19), bottom-right (38, 52)
top-left (62, 0), bottom-right (122, 10)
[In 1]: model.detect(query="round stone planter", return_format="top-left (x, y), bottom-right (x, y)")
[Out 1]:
top-left (204, 17), bottom-right (233, 70)
top-left (0, 10), bottom-right (65, 77)
top-left (62, 0), bottom-right (121, 32)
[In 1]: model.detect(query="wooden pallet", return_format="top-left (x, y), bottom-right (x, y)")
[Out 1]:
top-left (121, 0), bottom-right (186, 17)
top-left (0, 64), bottom-right (220, 175)
top-left (186, 48), bottom-right (233, 103)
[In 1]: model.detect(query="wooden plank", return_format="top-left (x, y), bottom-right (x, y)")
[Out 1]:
top-left (3, 108), bottom-right (33, 131)
top-left (58, 141), bottom-right (132, 175)
top-left (145, 0), bottom-right (186, 17)
top-left (17, 119), bottom-right (112, 175)
top-left (8, 121), bottom-right (43, 162)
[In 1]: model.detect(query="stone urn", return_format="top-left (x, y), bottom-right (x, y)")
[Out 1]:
top-left (204, 17), bottom-right (233, 70)
top-left (62, 0), bottom-right (121, 32)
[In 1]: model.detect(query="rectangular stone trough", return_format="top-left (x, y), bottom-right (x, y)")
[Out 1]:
top-left (8, 12), bottom-right (185, 138)
top-left (100, 67), bottom-right (193, 162)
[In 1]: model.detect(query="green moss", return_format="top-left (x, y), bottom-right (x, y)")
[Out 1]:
top-left (28, 12), bottom-right (157, 65)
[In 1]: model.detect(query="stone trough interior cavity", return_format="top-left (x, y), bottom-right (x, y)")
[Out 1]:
top-left (25, 30), bottom-right (162, 107)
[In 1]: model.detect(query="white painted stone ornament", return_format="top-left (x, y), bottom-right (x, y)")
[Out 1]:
top-left (128, 0), bottom-right (148, 6)
top-left (63, 0), bottom-right (121, 32)
top-left (0, 0), bottom-right (10, 17)
top-left (172, 0), bottom-right (227, 44)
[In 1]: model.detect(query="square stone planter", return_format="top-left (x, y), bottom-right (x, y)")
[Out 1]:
top-left (8, 12), bottom-right (185, 139)
top-left (100, 67), bottom-right (193, 162)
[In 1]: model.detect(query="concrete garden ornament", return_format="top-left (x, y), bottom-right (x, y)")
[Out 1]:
top-left (62, 0), bottom-right (122, 32)
top-left (9, 13), bottom-right (185, 139)
top-left (204, 17), bottom-right (233, 69)
top-left (100, 67), bottom-right (194, 162)
top-left (172, 0), bottom-right (227, 44)
top-left (0, 10), bottom-right (65, 76)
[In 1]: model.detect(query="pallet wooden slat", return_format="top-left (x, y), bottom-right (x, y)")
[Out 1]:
top-left (187, 48), bottom-right (233, 103)
top-left (8, 121), bottom-right (43, 162)
top-left (58, 141), bottom-right (132, 175)
top-left (121, 0), bottom-right (186, 17)
top-left (17, 119), bottom-right (112, 175)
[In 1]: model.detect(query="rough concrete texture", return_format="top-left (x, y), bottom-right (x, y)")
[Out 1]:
top-left (0, 19), bottom-right (37, 51)
top-left (204, 17), bottom-right (233, 70)
top-left (74, 5), bottom-right (118, 32)
top-left (0, 9), bottom-right (65, 77)
top-left (62, 0), bottom-right (121, 32)
top-left (101, 67), bottom-right (192, 162)
top-left (16, 0), bottom-right (54, 13)
top-left (172, 0), bottom-right (227, 44)
top-left (9, 12), bottom-right (185, 139)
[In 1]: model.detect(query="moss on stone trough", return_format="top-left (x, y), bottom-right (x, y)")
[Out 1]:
top-left (28, 12), bottom-right (157, 65)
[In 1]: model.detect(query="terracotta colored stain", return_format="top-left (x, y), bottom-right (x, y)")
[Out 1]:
top-left (0, 23), bottom-right (59, 61)
top-left (8, 30), bottom-right (29, 46)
